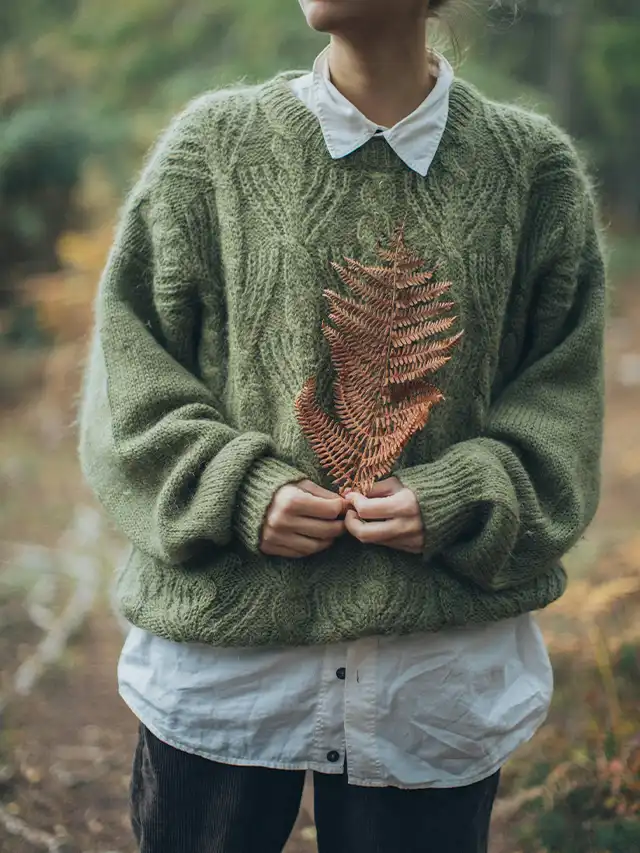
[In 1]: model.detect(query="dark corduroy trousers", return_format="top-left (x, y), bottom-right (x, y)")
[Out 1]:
top-left (131, 725), bottom-right (500, 853)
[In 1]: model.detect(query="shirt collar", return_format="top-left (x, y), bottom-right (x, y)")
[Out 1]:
top-left (302, 46), bottom-right (454, 177)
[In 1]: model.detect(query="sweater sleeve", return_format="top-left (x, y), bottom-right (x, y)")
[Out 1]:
top-left (78, 109), bottom-right (306, 564)
top-left (395, 138), bottom-right (607, 592)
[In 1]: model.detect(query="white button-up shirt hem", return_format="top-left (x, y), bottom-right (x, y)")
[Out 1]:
top-left (119, 612), bottom-right (552, 790)
top-left (120, 683), bottom-right (547, 789)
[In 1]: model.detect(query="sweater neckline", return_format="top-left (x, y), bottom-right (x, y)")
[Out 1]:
top-left (258, 71), bottom-right (481, 167)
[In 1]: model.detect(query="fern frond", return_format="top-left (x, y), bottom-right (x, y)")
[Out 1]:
top-left (394, 300), bottom-right (455, 328)
top-left (391, 316), bottom-right (457, 347)
top-left (387, 355), bottom-right (453, 384)
top-left (295, 225), bottom-right (464, 496)
top-left (294, 379), bottom-right (362, 479)
top-left (389, 332), bottom-right (464, 366)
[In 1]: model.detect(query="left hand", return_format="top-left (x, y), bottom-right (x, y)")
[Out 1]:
top-left (344, 477), bottom-right (425, 554)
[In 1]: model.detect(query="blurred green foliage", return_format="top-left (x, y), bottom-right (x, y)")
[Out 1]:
top-left (483, 0), bottom-right (640, 223)
top-left (518, 752), bottom-right (640, 853)
top-left (0, 106), bottom-right (90, 291)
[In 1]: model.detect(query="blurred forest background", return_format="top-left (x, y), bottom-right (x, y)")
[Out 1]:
top-left (0, 1), bottom-right (639, 852)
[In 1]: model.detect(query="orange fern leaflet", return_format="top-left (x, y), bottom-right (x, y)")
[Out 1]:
top-left (295, 225), bottom-right (463, 497)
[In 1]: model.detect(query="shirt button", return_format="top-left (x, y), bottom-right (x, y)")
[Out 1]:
top-left (336, 667), bottom-right (346, 680)
top-left (326, 750), bottom-right (341, 763)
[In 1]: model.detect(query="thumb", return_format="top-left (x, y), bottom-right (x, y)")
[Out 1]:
top-left (368, 477), bottom-right (403, 497)
top-left (297, 480), bottom-right (344, 502)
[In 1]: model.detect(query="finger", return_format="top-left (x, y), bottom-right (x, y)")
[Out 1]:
top-left (288, 491), bottom-right (346, 520)
top-left (287, 517), bottom-right (345, 540)
top-left (346, 490), bottom-right (415, 521)
top-left (368, 477), bottom-right (403, 497)
top-left (345, 513), bottom-right (412, 544)
top-left (273, 487), bottom-right (343, 521)
top-left (298, 480), bottom-right (343, 502)
top-left (342, 481), bottom-right (398, 501)
top-left (263, 530), bottom-right (329, 553)
top-left (344, 509), bottom-right (361, 540)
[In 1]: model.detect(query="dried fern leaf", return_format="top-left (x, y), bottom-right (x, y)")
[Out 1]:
top-left (295, 224), bottom-right (464, 496)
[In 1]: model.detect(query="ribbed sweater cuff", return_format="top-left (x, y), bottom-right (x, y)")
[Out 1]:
top-left (395, 442), bottom-right (519, 561)
top-left (234, 456), bottom-right (308, 554)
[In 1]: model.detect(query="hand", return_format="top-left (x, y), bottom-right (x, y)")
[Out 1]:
top-left (344, 477), bottom-right (425, 555)
top-left (260, 480), bottom-right (347, 558)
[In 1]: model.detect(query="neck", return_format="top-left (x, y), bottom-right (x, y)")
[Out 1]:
top-left (327, 27), bottom-right (434, 128)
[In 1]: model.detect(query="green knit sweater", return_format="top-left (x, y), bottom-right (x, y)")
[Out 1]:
top-left (79, 74), bottom-right (606, 647)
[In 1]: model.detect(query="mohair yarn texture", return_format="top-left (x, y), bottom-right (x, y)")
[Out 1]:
top-left (79, 74), bottom-right (607, 647)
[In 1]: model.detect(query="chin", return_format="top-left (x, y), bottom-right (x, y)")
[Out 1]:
top-left (300, 0), bottom-right (360, 33)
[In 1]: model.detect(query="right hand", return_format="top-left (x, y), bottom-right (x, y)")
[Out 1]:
top-left (260, 479), bottom-right (347, 558)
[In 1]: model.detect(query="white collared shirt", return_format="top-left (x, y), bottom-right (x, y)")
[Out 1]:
top-left (117, 51), bottom-right (553, 790)
top-left (290, 46), bottom-right (454, 176)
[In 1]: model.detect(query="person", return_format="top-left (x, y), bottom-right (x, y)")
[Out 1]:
top-left (78, 0), bottom-right (607, 851)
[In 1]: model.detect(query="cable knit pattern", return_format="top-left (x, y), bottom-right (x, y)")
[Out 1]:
top-left (79, 75), bottom-right (607, 647)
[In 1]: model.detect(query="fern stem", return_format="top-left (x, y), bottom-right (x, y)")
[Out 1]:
top-left (352, 224), bottom-right (404, 493)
